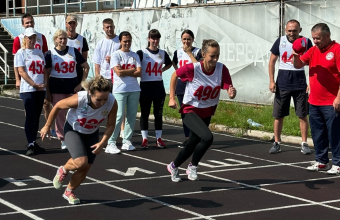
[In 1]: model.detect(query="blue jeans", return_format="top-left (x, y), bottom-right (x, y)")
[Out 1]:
top-left (309, 104), bottom-right (340, 166)
top-left (108, 91), bottom-right (140, 144)
top-left (20, 91), bottom-right (45, 144)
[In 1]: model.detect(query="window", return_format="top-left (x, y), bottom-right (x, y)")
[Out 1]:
top-left (103, 0), bottom-right (132, 8)
top-left (53, 0), bottom-right (87, 7)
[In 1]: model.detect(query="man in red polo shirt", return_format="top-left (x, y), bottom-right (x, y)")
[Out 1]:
top-left (293, 23), bottom-right (340, 174)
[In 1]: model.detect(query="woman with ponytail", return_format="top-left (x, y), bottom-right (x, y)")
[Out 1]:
top-left (40, 75), bottom-right (117, 205)
top-left (167, 39), bottom-right (237, 182)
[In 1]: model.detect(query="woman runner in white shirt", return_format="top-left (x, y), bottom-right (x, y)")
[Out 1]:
top-left (14, 27), bottom-right (47, 156)
top-left (167, 39), bottom-right (237, 182)
top-left (40, 75), bottom-right (118, 205)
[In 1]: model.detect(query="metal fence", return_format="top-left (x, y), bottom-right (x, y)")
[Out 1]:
top-left (0, 43), bottom-right (9, 85)
top-left (5, 0), bottom-right (275, 16)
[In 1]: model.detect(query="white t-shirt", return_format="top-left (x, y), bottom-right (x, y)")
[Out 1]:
top-left (50, 47), bottom-right (77, 78)
top-left (140, 48), bottom-right (165, 82)
top-left (67, 34), bottom-right (84, 53)
top-left (14, 48), bottom-right (46, 93)
top-left (92, 36), bottom-right (120, 79)
top-left (110, 50), bottom-right (141, 93)
top-left (66, 91), bottom-right (115, 134)
top-left (183, 62), bottom-right (223, 108)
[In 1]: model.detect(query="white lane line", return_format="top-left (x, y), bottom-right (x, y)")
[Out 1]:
top-left (0, 96), bottom-right (21, 101)
top-left (0, 105), bottom-right (25, 111)
top-left (202, 173), bottom-right (340, 211)
top-left (211, 149), bottom-right (324, 172)
top-left (29, 176), bottom-right (52, 184)
top-left (0, 108), bottom-right (338, 215)
top-left (201, 160), bottom-right (316, 174)
top-left (0, 101), bottom-right (303, 150)
top-left (121, 150), bottom-right (340, 211)
top-left (0, 197), bottom-right (44, 219)
top-left (179, 203), bottom-right (315, 219)
top-left (2, 178), bottom-right (27, 186)
top-left (0, 123), bottom-right (212, 220)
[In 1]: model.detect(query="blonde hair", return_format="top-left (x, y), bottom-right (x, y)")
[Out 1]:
top-left (21, 38), bottom-right (27, 49)
top-left (201, 39), bottom-right (219, 54)
top-left (53, 29), bottom-right (67, 46)
top-left (21, 35), bottom-right (36, 49)
top-left (82, 75), bottom-right (111, 95)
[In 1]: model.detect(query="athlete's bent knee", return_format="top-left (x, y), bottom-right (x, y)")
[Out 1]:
top-left (73, 157), bottom-right (88, 170)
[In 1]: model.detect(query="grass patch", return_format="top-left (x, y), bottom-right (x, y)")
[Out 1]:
top-left (141, 95), bottom-right (311, 137)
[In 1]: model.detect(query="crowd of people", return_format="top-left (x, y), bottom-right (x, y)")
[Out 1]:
top-left (13, 13), bottom-right (340, 204)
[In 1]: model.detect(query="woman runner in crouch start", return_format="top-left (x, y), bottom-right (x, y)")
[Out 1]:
top-left (40, 75), bottom-right (117, 204)
top-left (167, 39), bottom-right (237, 182)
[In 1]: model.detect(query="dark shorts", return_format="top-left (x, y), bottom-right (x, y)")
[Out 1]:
top-left (64, 121), bottom-right (99, 164)
top-left (273, 89), bottom-right (308, 118)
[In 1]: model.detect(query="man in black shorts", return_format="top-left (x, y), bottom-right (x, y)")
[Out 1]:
top-left (268, 19), bottom-right (313, 154)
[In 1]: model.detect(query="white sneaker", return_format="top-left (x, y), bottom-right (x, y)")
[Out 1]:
top-left (61, 141), bottom-right (67, 150)
top-left (105, 142), bottom-right (121, 154)
top-left (327, 165), bottom-right (340, 175)
top-left (120, 130), bottom-right (124, 139)
top-left (306, 161), bottom-right (330, 171)
top-left (121, 140), bottom-right (136, 151)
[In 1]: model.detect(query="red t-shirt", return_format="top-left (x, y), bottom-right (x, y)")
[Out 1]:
top-left (12, 34), bottom-right (48, 55)
top-left (176, 61), bottom-right (233, 118)
top-left (300, 41), bottom-right (340, 105)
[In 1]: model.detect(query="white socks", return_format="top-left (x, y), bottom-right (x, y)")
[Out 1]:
top-left (155, 130), bottom-right (162, 139)
top-left (141, 130), bottom-right (148, 140)
top-left (141, 130), bottom-right (163, 139)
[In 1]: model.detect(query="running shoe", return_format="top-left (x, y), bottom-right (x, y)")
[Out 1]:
top-left (33, 142), bottom-right (45, 153)
top-left (121, 140), bottom-right (136, 151)
top-left (141, 139), bottom-right (148, 149)
top-left (63, 190), bottom-right (80, 205)
top-left (178, 140), bottom-right (187, 148)
top-left (53, 166), bottom-right (68, 190)
top-left (26, 144), bottom-right (35, 156)
top-left (167, 162), bottom-right (182, 182)
top-left (50, 129), bottom-right (57, 138)
top-left (61, 141), bottom-right (67, 150)
top-left (186, 163), bottom-right (199, 181)
top-left (105, 142), bottom-right (121, 154)
top-left (269, 142), bottom-right (281, 154)
top-left (307, 162), bottom-right (331, 171)
top-left (327, 165), bottom-right (340, 175)
top-left (156, 138), bottom-right (166, 148)
top-left (301, 143), bottom-right (312, 155)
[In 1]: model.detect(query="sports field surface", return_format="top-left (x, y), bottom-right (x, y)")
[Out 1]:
top-left (0, 95), bottom-right (339, 220)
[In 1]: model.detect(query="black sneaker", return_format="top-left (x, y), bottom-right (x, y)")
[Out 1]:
top-left (178, 140), bottom-right (188, 148)
top-left (26, 145), bottom-right (35, 156)
top-left (33, 142), bottom-right (45, 153)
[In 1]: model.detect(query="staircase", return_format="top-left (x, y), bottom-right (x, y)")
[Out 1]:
top-left (0, 18), bottom-right (15, 85)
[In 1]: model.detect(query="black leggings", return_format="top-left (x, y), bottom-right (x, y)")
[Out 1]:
top-left (173, 113), bottom-right (213, 167)
top-left (139, 97), bottom-right (165, 130)
top-left (177, 94), bottom-right (190, 137)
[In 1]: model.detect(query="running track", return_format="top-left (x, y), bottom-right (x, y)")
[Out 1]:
top-left (0, 95), bottom-right (339, 220)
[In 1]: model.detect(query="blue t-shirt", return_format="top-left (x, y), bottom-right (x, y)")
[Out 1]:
top-left (270, 36), bottom-right (313, 91)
